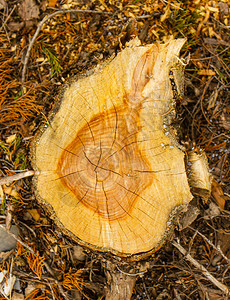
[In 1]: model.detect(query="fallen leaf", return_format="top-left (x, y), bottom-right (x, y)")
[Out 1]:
top-left (18, 0), bottom-right (39, 21)
top-left (27, 208), bottom-right (41, 221)
top-left (160, 5), bottom-right (170, 22)
top-left (211, 179), bottom-right (225, 209)
top-left (7, 22), bottom-right (24, 32)
top-left (48, 0), bottom-right (58, 7)
top-left (24, 19), bottom-right (38, 28)
top-left (3, 185), bottom-right (19, 199)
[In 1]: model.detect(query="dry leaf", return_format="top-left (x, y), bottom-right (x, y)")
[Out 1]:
top-left (216, 231), bottom-right (230, 262)
top-left (3, 186), bottom-right (19, 199)
top-left (48, 0), bottom-right (58, 7)
top-left (211, 179), bottom-right (225, 209)
top-left (18, 0), bottom-right (39, 21)
top-left (7, 21), bottom-right (24, 32)
top-left (27, 209), bottom-right (41, 221)
top-left (160, 6), bottom-right (170, 22)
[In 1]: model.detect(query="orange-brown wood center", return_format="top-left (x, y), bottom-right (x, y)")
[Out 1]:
top-left (56, 47), bottom-right (158, 221)
top-left (56, 106), bottom-right (153, 221)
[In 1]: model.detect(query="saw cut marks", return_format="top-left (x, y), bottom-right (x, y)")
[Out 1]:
top-left (56, 47), bottom-right (156, 221)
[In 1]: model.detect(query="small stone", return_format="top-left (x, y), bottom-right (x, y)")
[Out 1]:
top-left (73, 245), bottom-right (86, 262)
top-left (0, 225), bottom-right (19, 253)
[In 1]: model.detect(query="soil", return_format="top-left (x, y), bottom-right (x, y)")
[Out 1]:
top-left (0, 0), bottom-right (229, 299)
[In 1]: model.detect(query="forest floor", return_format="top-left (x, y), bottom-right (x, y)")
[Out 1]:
top-left (0, 0), bottom-right (230, 299)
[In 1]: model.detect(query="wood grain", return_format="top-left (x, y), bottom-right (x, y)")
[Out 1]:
top-left (32, 38), bottom-right (193, 257)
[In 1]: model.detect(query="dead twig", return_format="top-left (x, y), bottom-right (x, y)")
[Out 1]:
top-left (191, 76), bottom-right (213, 139)
top-left (0, 170), bottom-right (35, 186)
top-left (0, 224), bottom-right (36, 255)
top-left (21, 9), bottom-right (111, 84)
top-left (0, 5), bottom-right (16, 31)
top-left (18, 220), bottom-right (36, 237)
top-left (47, 282), bottom-right (56, 300)
top-left (189, 226), bottom-right (230, 266)
top-left (172, 240), bottom-right (229, 295)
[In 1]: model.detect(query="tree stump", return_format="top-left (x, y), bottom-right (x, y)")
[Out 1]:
top-left (32, 38), bottom-right (193, 259)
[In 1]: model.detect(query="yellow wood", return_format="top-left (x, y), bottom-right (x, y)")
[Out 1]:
top-left (32, 38), bottom-right (193, 257)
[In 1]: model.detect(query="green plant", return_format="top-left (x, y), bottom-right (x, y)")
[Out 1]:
top-left (167, 6), bottom-right (203, 48)
top-left (0, 197), bottom-right (6, 214)
top-left (14, 150), bottom-right (27, 169)
top-left (42, 44), bottom-right (62, 77)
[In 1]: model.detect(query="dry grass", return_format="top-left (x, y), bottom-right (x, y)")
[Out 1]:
top-left (25, 251), bottom-right (45, 280)
top-left (62, 268), bottom-right (88, 291)
top-left (0, 32), bottom-right (47, 128)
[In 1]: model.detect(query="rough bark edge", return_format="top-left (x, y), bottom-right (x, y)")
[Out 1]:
top-left (31, 177), bottom-right (188, 261)
top-left (30, 41), bottom-right (191, 261)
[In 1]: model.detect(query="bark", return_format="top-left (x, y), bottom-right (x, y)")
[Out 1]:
top-left (105, 261), bottom-right (136, 300)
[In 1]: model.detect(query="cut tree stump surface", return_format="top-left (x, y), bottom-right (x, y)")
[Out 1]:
top-left (32, 38), bottom-right (193, 257)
